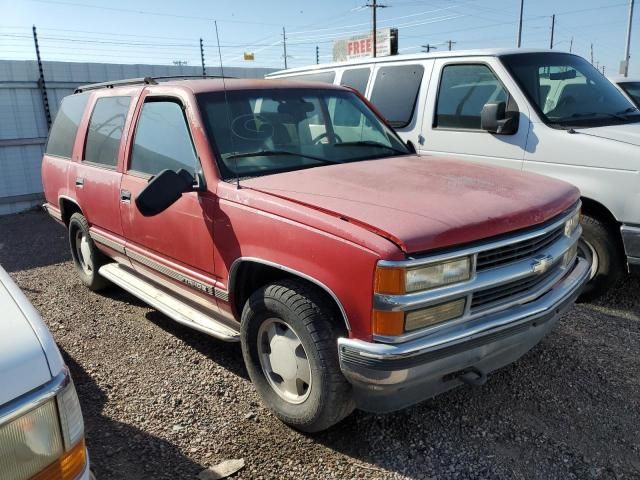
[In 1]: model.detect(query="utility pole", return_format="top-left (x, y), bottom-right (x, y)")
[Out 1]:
top-left (517, 0), bottom-right (524, 47)
top-left (316, 45), bottom-right (319, 64)
top-left (569, 37), bottom-right (573, 53)
top-left (282, 26), bottom-right (288, 69)
top-left (590, 43), bottom-right (594, 64)
top-left (549, 14), bottom-right (555, 49)
top-left (447, 40), bottom-right (456, 51)
top-left (623, 0), bottom-right (635, 76)
top-left (199, 38), bottom-right (206, 76)
top-left (422, 44), bottom-right (438, 53)
top-left (602, 65), bottom-right (606, 75)
top-left (32, 25), bottom-right (51, 129)
top-left (366, 0), bottom-right (388, 58)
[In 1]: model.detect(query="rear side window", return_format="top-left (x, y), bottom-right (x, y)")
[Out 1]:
top-left (282, 71), bottom-right (336, 84)
top-left (84, 96), bottom-right (131, 167)
top-left (435, 64), bottom-right (508, 130)
top-left (370, 64), bottom-right (424, 128)
top-left (45, 93), bottom-right (89, 158)
top-left (130, 101), bottom-right (197, 176)
top-left (340, 68), bottom-right (371, 94)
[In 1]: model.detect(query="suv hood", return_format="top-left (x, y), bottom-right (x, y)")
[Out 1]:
top-left (576, 122), bottom-right (640, 147)
top-left (0, 266), bottom-right (63, 406)
top-left (243, 155), bottom-right (579, 253)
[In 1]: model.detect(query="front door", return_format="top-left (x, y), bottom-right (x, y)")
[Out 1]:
top-left (120, 95), bottom-right (217, 292)
top-left (420, 58), bottom-right (531, 171)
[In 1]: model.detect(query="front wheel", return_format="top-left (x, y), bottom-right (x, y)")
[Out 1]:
top-left (577, 214), bottom-right (624, 302)
top-left (240, 279), bottom-right (354, 432)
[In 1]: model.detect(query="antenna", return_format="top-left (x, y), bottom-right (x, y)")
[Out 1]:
top-left (214, 20), bottom-right (240, 189)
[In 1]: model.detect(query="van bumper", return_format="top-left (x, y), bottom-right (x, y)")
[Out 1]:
top-left (338, 256), bottom-right (591, 413)
top-left (621, 225), bottom-right (640, 273)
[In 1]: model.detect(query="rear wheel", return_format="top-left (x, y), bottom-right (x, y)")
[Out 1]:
top-left (578, 214), bottom-right (624, 302)
top-left (68, 213), bottom-right (109, 291)
top-left (240, 279), bottom-right (354, 432)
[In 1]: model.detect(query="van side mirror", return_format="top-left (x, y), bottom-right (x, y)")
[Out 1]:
top-left (136, 169), bottom-right (194, 217)
top-left (406, 140), bottom-right (417, 154)
top-left (481, 101), bottom-right (518, 135)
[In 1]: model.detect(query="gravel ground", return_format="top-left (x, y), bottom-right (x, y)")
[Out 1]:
top-left (1, 210), bottom-right (639, 480)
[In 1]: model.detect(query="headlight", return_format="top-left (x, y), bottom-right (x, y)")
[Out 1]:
top-left (563, 242), bottom-right (579, 267)
top-left (405, 298), bottom-right (466, 331)
top-left (375, 256), bottom-right (472, 295)
top-left (564, 210), bottom-right (581, 237)
top-left (0, 375), bottom-right (87, 480)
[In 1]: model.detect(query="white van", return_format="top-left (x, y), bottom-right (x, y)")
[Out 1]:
top-left (609, 75), bottom-right (640, 107)
top-left (0, 265), bottom-right (93, 480)
top-left (268, 49), bottom-right (640, 300)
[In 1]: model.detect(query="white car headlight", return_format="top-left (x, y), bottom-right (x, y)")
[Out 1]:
top-left (564, 210), bottom-right (581, 237)
top-left (405, 257), bottom-right (472, 292)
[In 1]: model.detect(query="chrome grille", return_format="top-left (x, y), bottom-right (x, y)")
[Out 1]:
top-left (476, 225), bottom-right (565, 271)
top-left (471, 263), bottom-right (561, 312)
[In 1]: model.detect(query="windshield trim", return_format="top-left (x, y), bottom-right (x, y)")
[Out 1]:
top-left (196, 87), bottom-right (411, 181)
top-left (499, 52), bottom-right (638, 130)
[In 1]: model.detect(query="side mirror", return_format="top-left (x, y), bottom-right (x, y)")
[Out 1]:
top-left (136, 169), bottom-right (194, 217)
top-left (481, 101), bottom-right (519, 135)
top-left (406, 140), bottom-right (417, 154)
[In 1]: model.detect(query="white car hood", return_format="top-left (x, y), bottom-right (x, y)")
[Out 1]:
top-left (0, 266), bottom-right (63, 406)
top-left (577, 123), bottom-right (640, 147)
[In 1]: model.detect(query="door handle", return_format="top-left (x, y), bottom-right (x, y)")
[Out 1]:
top-left (75, 177), bottom-right (84, 188)
top-left (120, 190), bottom-right (131, 202)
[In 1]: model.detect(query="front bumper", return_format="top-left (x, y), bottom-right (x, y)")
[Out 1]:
top-left (621, 225), bottom-right (640, 272)
top-left (338, 255), bottom-right (591, 413)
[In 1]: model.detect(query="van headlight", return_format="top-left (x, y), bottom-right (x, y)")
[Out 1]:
top-left (375, 256), bottom-right (472, 295)
top-left (0, 372), bottom-right (87, 480)
top-left (564, 210), bottom-right (581, 237)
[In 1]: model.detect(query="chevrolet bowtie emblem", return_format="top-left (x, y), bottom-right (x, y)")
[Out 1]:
top-left (531, 254), bottom-right (554, 274)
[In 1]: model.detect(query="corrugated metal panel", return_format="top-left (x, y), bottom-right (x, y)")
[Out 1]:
top-left (0, 59), bottom-right (276, 215)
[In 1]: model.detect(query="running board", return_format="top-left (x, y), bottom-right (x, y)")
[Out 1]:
top-left (99, 263), bottom-right (240, 342)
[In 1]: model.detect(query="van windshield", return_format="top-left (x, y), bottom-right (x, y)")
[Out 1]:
top-left (500, 52), bottom-right (640, 128)
top-left (197, 88), bottom-right (409, 180)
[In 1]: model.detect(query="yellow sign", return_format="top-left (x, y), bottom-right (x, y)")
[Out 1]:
top-left (244, 52), bottom-right (255, 61)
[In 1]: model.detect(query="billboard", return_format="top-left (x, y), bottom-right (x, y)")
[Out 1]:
top-left (333, 28), bottom-right (398, 62)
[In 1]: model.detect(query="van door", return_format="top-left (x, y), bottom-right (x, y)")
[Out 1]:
top-left (420, 57), bottom-right (530, 170)
top-left (119, 93), bottom-right (219, 299)
top-left (368, 61), bottom-right (432, 148)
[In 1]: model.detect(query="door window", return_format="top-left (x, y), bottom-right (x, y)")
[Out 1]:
top-left (45, 93), bottom-right (90, 159)
top-left (435, 64), bottom-right (507, 130)
top-left (340, 68), bottom-right (371, 95)
top-left (84, 96), bottom-right (131, 167)
top-left (370, 64), bottom-right (424, 128)
top-left (130, 100), bottom-right (198, 176)
top-left (281, 71), bottom-right (336, 84)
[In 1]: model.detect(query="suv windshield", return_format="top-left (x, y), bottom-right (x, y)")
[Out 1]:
top-left (197, 88), bottom-right (409, 180)
top-left (619, 81), bottom-right (640, 107)
top-left (501, 52), bottom-right (640, 128)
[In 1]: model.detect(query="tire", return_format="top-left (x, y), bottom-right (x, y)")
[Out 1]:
top-left (68, 213), bottom-right (109, 291)
top-left (577, 214), bottom-right (625, 302)
top-left (240, 279), bottom-right (355, 432)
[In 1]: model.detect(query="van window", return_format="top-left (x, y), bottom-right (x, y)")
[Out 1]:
top-left (281, 71), bottom-right (336, 84)
top-left (130, 100), bottom-right (197, 176)
top-left (619, 82), bottom-right (640, 107)
top-left (370, 64), bottom-right (424, 128)
top-left (45, 93), bottom-right (90, 158)
top-left (435, 64), bottom-right (507, 130)
top-left (84, 96), bottom-right (131, 167)
top-left (340, 68), bottom-right (371, 94)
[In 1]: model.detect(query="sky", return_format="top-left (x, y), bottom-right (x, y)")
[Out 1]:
top-left (1, 0), bottom-right (638, 76)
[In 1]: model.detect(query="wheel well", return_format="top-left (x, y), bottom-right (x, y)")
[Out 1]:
top-left (59, 198), bottom-right (82, 226)
top-left (230, 261), bottom-right (348, 331)
top-left (581, 196), bottom-right (625, 247)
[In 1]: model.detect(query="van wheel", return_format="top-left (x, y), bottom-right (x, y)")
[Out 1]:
top-left (68, 213), bottom-right (108, 291)
top-left (240, 279), bottom-right (354, 432)
top-left (577, 214), bottom-right (624, 302)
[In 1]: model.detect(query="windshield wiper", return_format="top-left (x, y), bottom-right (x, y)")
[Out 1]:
top-left (334, 140), bottom-right (408, 155)
top-left (224, 150), bottom-right (339, 164)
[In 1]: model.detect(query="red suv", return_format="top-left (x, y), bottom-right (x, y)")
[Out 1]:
top-left (42, 76), bottom-right (590, 432)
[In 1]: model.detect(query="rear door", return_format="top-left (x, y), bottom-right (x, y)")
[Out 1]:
top-left (74, 91), bottom-right (136, 238)
top-left (419, 57), bottom-right (530, 170)
top-left (119, 92), bottom-right (218, 289)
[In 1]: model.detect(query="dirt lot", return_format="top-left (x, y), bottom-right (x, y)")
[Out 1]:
top-left (1, 210), bottom-right (639, 480)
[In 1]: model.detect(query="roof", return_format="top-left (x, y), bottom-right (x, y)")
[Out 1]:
top-left (608, 75), bottom-right (640, 83)
top-left (266, 48), bottom-right (574, 77)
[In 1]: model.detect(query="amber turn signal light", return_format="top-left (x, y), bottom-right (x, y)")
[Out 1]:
top-left (374, 267), bottom-right (406, 295)
top-left (32, 438), bottom-right (86, 480)
top-left (372, 310), bottom-right (405, 336)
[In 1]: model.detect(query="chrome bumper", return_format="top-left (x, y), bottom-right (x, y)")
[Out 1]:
top-left (338, 255), bottom-right (591, 413)
top-left (621, 225), bottom-right (640, 270)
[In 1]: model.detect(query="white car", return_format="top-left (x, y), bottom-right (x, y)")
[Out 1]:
top-left (0, 265), bottom-right (93, 480)
top-left (268, 49), bottom-right (640, 300)
top-left (609, 75), bottom-right (640, 108)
